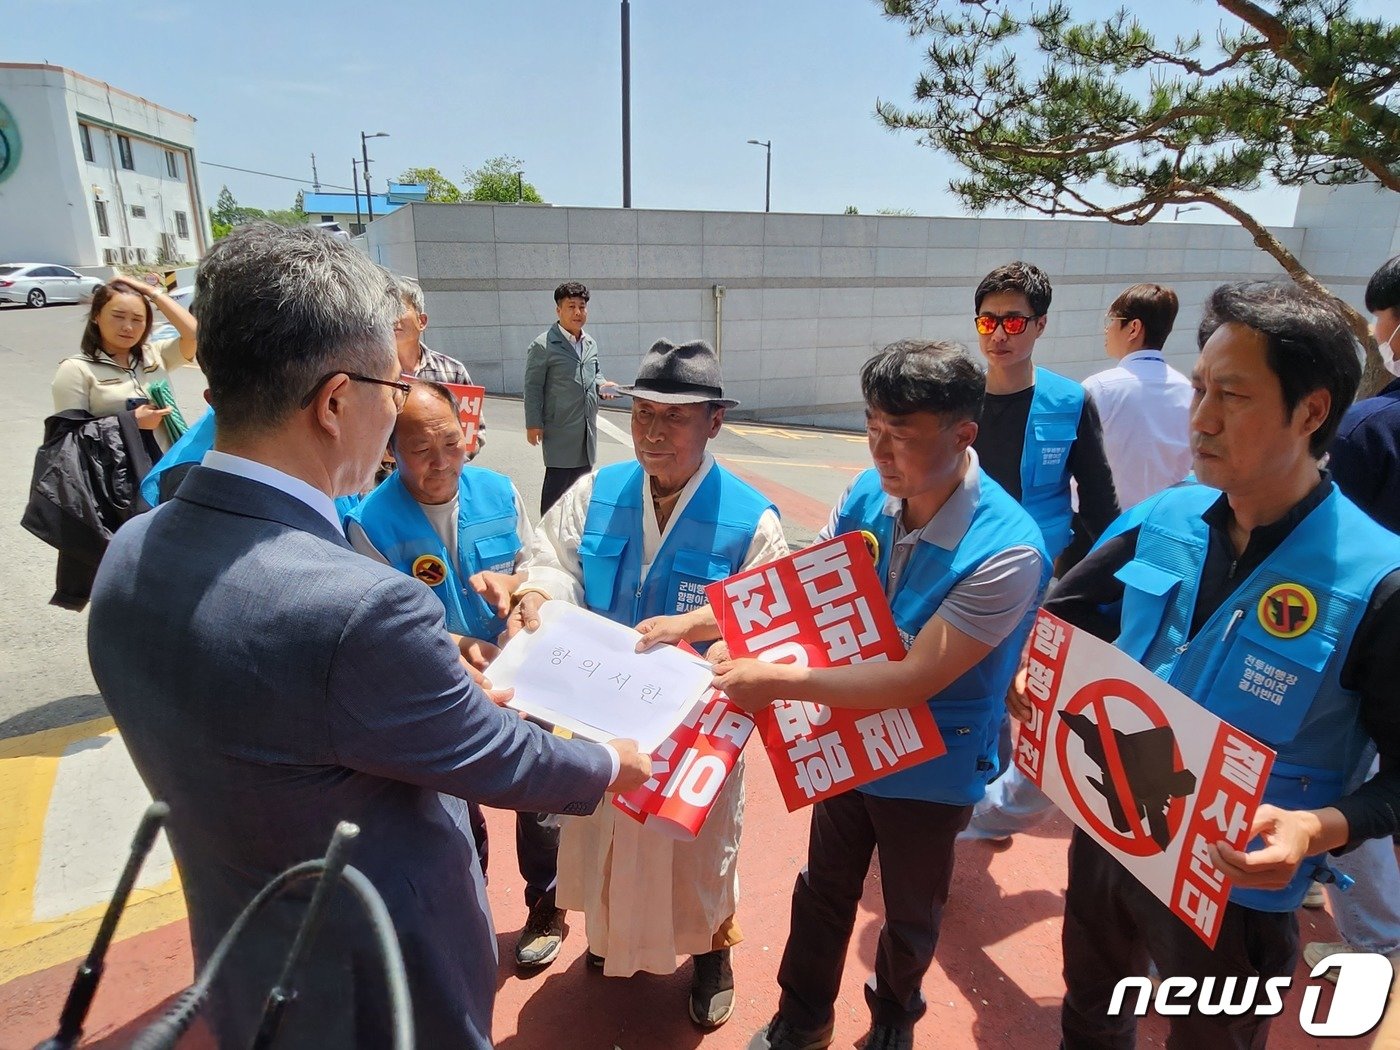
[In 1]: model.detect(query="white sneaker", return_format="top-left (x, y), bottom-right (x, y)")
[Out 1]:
top-left (1301, 883), bottom-right (1326, 909)
top-left (1302, 941), bottom-right (1400, 984)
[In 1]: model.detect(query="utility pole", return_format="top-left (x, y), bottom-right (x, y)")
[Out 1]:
top-left (621, 0), bottom-right (632, 208)
top-left (360, 131), bottom-right (389, 223)
top-left (352, 159), bottom-right (362, 231)
top-left (310, 153), bottom-right (321, 192)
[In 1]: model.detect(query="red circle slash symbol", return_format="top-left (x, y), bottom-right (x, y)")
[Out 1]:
top-left (1053, 678), bottom-right (1195, 858)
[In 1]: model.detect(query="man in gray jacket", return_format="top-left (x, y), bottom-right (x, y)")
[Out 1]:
top-left (524, 281), bottom-right (619, 514)
top-left (87, 223), bottom-right (650, 1049)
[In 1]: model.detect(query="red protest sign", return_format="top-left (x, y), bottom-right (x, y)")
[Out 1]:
top-left (612, 687), bottom-right (754, 839)
top-left (403, 376), bottom-right (485, 455)
top-left (707, 533), bottom-right (945, 812)
top-left (1017, 610), bottom-right (1275, 947)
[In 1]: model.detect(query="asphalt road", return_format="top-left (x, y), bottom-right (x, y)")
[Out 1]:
top-left (0, 303), bottom-right (867, 739)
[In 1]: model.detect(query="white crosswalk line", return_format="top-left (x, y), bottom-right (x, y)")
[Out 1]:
top-left (33, 734), bottom-right (173, 921)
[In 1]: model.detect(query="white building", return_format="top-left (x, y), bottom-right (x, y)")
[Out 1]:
top-left (0, 63), bottom-right (212, 269)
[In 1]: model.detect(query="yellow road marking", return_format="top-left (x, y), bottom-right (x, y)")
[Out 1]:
top-left (0, 719), bottom-right (186, 984)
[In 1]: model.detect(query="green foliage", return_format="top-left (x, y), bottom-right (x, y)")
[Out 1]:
top-left (877, 0), bottom-right (1400, 225)
top-left (463, 155), bottom-right (544, 203)
top-left (876, 207), bottom-right (916, 215)
top-left (399, 166), bottom-right (462, 203)
top-left (843, 204), bottom-right (860, 214)
top-left (876, 0), bottom-right (1400, 389)
top-left (208, 184), bottom-right (307, 234)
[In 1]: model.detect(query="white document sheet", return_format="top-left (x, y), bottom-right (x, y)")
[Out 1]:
top-left (487, 601), bottom-right (714, 752)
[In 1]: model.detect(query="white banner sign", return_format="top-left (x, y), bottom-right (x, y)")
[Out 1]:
top-left (1015, 611), bottom-right (1276, 947)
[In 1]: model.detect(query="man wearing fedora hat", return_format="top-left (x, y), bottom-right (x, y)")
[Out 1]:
top-left (507, 338), bottom-right (789, 1029)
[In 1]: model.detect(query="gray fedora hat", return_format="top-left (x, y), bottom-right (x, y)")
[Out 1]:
top-left (616, 339), bottom-right (739, 407)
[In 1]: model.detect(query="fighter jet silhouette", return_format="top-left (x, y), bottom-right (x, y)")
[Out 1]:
top-left (1061, 709), bottom-right (1198, 852)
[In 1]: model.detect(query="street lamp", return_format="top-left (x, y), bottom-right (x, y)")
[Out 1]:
top-left (1173, 205), bottom-right (1203, 221)
top-left (360, 131), bottom-right (390, 222)
top-left (746, 139), bottom-right (771, 213)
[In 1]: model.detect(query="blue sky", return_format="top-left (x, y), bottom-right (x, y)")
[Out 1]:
top-left (8, 0), bottom-right (1387, 225)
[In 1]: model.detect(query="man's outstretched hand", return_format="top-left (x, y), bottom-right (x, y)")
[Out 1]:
top-left (504, 591), bottom-right (548, 639)
top-left (606, 738), bottom-right (652, 793)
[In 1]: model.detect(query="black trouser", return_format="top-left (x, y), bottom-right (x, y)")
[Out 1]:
top-left (467, 803), bottom-right (561, 911)
top-left (1060, 828), bottom-right (1299, 1050)
top-left (776, 790), bottom-right (971, 1033)
top-left (540, 464), bottom-right (591, 516)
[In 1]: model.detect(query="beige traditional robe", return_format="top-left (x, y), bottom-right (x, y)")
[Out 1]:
top-left (520, 453), bottom-right (788, 976)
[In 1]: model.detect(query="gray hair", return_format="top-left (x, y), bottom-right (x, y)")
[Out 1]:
top-left (396, 275), bottom-right (425, 314)
top-left (194, 222), bottom-right (400, 433)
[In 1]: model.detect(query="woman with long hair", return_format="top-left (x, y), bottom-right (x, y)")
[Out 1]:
top-left (51, 274), bottom-right (197, 452)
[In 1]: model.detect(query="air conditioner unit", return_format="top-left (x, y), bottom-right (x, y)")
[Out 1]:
top-left (159, 234), bottom-right (177, 260)
top-left (134, 247), bottom-right (149, 264)
top-left (118, 247), bottom-right (133, 264)
top-left (103, 248), bottom-right (120, 264)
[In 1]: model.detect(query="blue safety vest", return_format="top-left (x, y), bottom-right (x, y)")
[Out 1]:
top-left (1019, 367), bottom-right (1085, 560)
top-left (348, 468), bottom-right (521, 639)
top-left (834, 467), bottom-right (1050, 805)
top-left (141, 406), bottom-right (216, 506)
top-left (143, 405), bottom-right (362, 521)
top-left (1113, 483), bottom-right (1400, 910)
top-left (579, 461), bottom-right (775, 626)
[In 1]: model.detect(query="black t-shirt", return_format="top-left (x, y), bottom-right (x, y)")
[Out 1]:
top-left (972, 384), bottom-right (1120, 545)
top-left (1049, 474), bottom-right (1400, 848)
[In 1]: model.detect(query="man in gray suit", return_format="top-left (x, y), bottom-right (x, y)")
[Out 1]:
top-left (523, 281), bottom-right (620, 514)
top-left (87, 223), bottom-right (650, 1049)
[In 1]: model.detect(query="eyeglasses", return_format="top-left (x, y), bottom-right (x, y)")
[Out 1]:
top-left (975, 313), bottom-right (1039, 336)
top-left (1104, 314), bottom-right (1128, 330)
top-left (300, 372), bottom-right (412, 411)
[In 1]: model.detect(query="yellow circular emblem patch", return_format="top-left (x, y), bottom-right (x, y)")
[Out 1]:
top-left (859, 530), bottom-right (880, 565)
top-left (1257, 582), bottom-right (1317, 639)
top-left (411, 554), bottom-right (448, 588)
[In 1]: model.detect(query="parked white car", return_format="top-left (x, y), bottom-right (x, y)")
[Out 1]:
top-left (0, 263), bottom-right (104, 308)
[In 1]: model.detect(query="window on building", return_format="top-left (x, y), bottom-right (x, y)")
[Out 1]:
top-left (321, 214), bottom-right (335, 223)
top-left (94, 200), bottom-right (110, 237)
top-left (117, 134), bottom-right (134, 170)
top-left (165, 150), bottom-right (180, 179)
top-left (350, 223), bottom-right (365, 236)
top-left (79, 124), bottom-right (95, 163)
top-left (175, 211), bottom-right (190, 239)
top-left (131, 204), bottom-right (147, 219)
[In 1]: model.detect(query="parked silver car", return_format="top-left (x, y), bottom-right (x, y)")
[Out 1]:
top-left (0, 263), bottom-right (104, 308)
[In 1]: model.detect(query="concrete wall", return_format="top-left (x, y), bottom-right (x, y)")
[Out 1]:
top-left (0, 65), bottom-right (209, 268)
top-left (367, 183), bottom-right (1400, 428)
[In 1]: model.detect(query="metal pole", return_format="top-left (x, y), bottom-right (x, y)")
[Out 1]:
top-left (310, 153), bottom-right (320, 192)
top-left (361, 133), bottom-right (374, 222)
top-left (352, 160), bottom-right (362, 230)
top-left (621, 0), bottom-right (632, 208)
top-left (764, 143), bottom-right (771, 213)
top-left (517, 171), bottom-right (523, 203)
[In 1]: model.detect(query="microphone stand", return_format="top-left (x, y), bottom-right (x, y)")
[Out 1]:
top-left (127, 822), bottom-right (413, 1050)
top-left (248, 822), bottom-right (358, 1050)
top-left (32, 802), bottom-right (170, 1050)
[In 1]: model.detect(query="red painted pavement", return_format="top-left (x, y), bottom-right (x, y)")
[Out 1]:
top-left (0, 750), bottom-right (1363, 1048)
top-left (0, 459), bottom-right (1375, 1048)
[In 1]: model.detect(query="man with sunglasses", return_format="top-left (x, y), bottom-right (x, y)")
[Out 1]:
top-left (970, 261), bottom-right (1119, 564)
top-left (961, 261), bottom-right (1120, 845)
top-left (86, 223), bottom-right (652, 1049)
